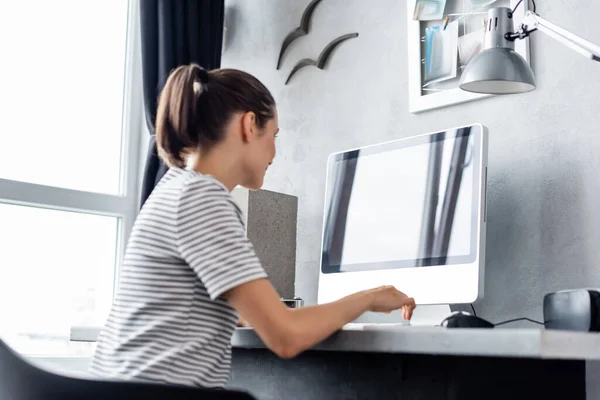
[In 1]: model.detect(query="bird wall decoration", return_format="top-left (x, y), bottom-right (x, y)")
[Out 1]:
top-left (276, 0), bottom-right (359, 85)
top-left (285, 33), bottom-right (359, 85)
top-left (276, 0), bottom-right (323, 70)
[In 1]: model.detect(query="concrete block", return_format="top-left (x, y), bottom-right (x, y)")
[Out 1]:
top-left (231, 188), bottom-right (298, 298)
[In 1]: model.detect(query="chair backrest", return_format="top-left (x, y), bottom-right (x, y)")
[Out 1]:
top-left (0, 338), bottom-right (256, 400)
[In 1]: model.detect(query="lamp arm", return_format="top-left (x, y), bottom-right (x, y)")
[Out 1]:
top-left (519, 11), bottom-right (600, 62)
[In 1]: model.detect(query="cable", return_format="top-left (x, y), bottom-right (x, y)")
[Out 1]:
top-left (511, 0), bottom-right (536, 15)
top-left (505, 0), bottom-right (539, 41)
top-left (465, 304), bottom-right (540, 325)
top-left (494, 317), bottom-right (544, 326)
top-left (511, 0), bottom-right (524, 15)
top-left (467, 306), bottom-right (543, 325)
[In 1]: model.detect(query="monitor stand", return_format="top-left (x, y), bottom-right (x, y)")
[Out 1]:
top-left (409, 304), bottom-right (451, 326)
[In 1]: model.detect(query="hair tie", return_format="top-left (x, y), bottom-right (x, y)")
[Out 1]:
top-left (198, 67), bottom-right (210, 84)
top-left (192, 81), bottom-right (203, 95)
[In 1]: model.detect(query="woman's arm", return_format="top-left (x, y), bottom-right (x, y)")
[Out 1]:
top-left (174, 188), bottom-right (414, 357)
top-left (225, 279), bottom-right (415, 359)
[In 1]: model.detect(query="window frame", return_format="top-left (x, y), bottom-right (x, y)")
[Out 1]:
top-left (0, 0), bottom-right (143, 362)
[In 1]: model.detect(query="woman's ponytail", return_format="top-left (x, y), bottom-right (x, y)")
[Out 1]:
top-left (156, 64), bottom-right (206, 168)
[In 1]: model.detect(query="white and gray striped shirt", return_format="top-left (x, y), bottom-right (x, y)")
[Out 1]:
top-left (89, 168), bottom-right (267, 388)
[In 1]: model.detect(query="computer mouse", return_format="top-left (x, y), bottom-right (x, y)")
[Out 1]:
top-left (442, 313), bottom-right (495, 329)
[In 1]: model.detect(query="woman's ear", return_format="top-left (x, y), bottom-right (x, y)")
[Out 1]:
top-left (240, 111), bottom-right (257, 144)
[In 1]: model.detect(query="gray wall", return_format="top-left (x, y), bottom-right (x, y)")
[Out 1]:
top-left (221, 0), bottom-right (600, 325)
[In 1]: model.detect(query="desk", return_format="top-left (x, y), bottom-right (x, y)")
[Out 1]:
top-left (229, 327), bottom-right (599, 400)
top-left (71, 325), bottom-right (598, 399)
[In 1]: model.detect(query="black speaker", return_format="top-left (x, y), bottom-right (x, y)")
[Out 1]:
top-left (543, 289), bottom-right (600, 331)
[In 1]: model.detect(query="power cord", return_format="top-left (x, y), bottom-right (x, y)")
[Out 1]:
top-left (511, 0), bottom-right (536, 15)
top-left (495, 317), bottom-right (544, 326)
top-left (470, 304), bottom-right (477, 316)
top-left (511, 0), bottom-right (523, 15)
top-left (506, 0), bottom-right (539, 41)
top-left (468, 305), bottom-right (543, 326)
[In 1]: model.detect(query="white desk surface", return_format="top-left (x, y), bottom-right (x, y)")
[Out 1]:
top-left (232, 325), bottom-right (600, 361)
top-left (71, 324), bottom-right (600, 361)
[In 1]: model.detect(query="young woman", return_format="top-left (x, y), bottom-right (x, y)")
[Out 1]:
top-left (89, 64), bottom-right (416, 388)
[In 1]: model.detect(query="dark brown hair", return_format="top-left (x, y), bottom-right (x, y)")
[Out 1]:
top-left (155, 64), bottom-right (276, 168)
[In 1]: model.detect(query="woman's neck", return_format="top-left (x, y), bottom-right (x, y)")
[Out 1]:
top-left (189, 151), bottom-right (240, 192)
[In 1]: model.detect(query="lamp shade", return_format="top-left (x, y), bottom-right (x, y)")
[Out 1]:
top-left (459, 47), bottom-right (536, 94)
top-left (458, 7), bottom-right (536, 95)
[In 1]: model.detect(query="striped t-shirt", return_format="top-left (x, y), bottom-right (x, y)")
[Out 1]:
top-left (89, 168), bottom-right (267, 388)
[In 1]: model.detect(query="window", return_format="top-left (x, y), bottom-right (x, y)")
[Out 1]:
top-left (0, 0), bottom-right (141, 357)
top-left (0, 205), bottom-right (117, 356)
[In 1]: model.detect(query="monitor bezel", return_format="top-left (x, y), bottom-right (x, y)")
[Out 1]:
top-left (316, 123), bottom-right (488, 306)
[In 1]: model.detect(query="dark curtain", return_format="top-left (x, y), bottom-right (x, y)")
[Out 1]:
top-left (139, 0), bottom-right (225, 207)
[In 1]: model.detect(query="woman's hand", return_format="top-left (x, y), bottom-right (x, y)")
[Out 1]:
top-left (367, 285), bottom-right (416, 320)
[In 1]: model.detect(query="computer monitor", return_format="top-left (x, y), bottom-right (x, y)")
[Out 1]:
top-left (317, 124), bottom-right (488, 305)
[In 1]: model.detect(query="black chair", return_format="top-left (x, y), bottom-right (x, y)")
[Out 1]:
top-left (0, 338), bottom-right (256, 400)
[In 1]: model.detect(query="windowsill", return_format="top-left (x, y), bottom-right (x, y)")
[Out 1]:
top-left (27, 355), bottom-right (93, 377)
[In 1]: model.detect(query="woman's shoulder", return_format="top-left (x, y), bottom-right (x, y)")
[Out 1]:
top-left (162, 168), bottom-right (228, 196)
top-left (172, 169), bottom-right (243, 217)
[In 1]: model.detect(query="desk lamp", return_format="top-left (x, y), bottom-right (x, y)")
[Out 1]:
top-left (459, 0), bottom-right (600, 94)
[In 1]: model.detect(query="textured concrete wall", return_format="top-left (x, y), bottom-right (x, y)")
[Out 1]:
top-left (222, 0), bottom-right (600, 327)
